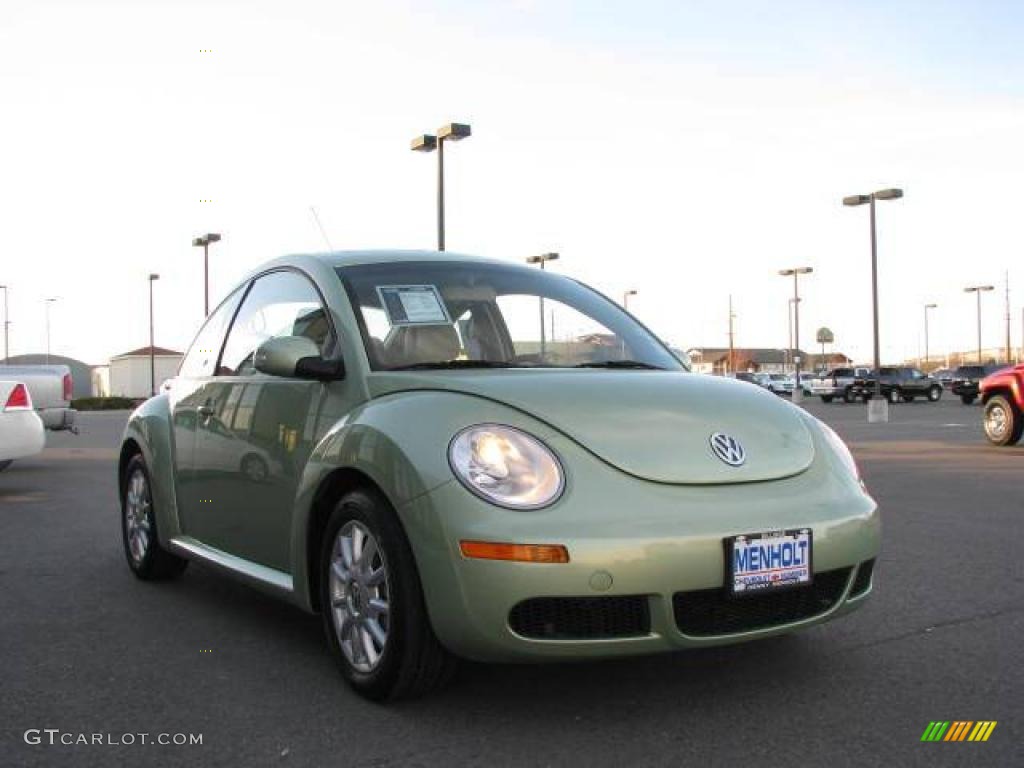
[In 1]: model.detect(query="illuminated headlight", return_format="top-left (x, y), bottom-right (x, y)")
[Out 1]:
top-left (819, 421), bottom-right (861, 482)
top-left (448, 425), bottom-right (565, 509)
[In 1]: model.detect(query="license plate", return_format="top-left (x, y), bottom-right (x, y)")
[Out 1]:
top-left (726, 529), bottom-right (812, 596)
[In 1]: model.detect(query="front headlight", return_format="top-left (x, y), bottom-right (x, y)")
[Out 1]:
top-left (448, 424), bottom-right (565, 509)
top-left (819, 421), bottom-right (861, 482)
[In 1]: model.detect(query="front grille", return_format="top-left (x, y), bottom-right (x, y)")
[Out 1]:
top-left (509, 596), bottom-right (650, 640)
top-left (850, 559), bottom-right (875, 597)
top-left (673, 567), bottom-right (852, 637)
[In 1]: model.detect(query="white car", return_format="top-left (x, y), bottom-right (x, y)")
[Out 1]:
top-left (0, 381), bottom-right (46, 471)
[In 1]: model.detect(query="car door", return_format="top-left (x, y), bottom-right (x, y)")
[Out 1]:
top-left (169, 287), bottom-right (246, 538)
top-left (187, 268), bottom-right (350, 572)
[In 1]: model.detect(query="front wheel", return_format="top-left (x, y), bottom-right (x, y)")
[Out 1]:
top-left (320, 488), bottom-right (456, 701)
top-left (960, 394), bottom-right (976, 405)
top-left (121, 455), bottom-right (188, 580)
top-left (927, 386), bottom-right (942, 402)
top-left (983, 395), bottom-right (1023, 446)
top-left (821, 395), bottom-right (833, 403)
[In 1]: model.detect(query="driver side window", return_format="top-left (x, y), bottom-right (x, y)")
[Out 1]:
top-left (219, 270), bottom-right (335, 377)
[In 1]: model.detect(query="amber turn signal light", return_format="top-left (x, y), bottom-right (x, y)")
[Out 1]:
top-left (459, 540), bottom-right (569, 564)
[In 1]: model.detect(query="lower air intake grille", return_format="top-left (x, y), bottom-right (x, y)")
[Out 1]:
top-left (850, 559), bottom-right (875, 597)
top-left (673, 567), bottom-right (852, 637)
top-left (509, 596), bottom-right (650, 640)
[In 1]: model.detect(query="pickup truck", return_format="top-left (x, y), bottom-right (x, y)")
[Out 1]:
top-left (807, 367), bottom-right (872, 403)
top-left (979, 363), bottom-right (1024, 445)
top-left (0, 365), bottom-right (78, 431)
top-left (950, 364), bottom-right (1009, 404)
top-left (854, 366), bottom-right (944, 404)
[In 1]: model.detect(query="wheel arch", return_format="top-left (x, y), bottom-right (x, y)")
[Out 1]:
top-left (304, 466), bottom-right (396, 613)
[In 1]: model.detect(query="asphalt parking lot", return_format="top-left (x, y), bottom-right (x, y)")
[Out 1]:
top-left (2, 398), bottom-right (1021, 768)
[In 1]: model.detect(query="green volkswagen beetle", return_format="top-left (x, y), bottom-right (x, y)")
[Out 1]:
top-left (119, 250), bottom-right (879, 700)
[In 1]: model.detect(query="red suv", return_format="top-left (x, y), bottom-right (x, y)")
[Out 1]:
top-left (980, 364), bottom-right (1024, 445)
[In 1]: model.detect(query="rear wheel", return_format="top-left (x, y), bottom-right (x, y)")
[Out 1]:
top-left (960, 394), bottom-right (976, 405)
top-left (320, 487), bottom-right (456, 701)
top-left (927, 386), bottom-right (942, 402)
top-left (983, 395), bottom-right (1023, 446)
top-left (820, 395), bottom-right (833, 403)
top-left (121, 455), bottom-right (188, 580)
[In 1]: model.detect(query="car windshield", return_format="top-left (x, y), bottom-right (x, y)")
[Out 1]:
top-left (337, 261), bottom-right (684, 372)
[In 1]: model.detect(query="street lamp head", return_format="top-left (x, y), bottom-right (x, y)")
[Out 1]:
top-left (192, 237), bottom-right (205, 247)
top-left (206, 233), bottom-right (221, 243)
top-left (410, 134), bottom-right (437, 152)
top-left (779, 267), bottom-right (813, 276)
top-left (149, 273), bottom-right (160, 281)
top-left (526, 252), bottom-right (559, 265)
top-left (192, 233), bottom-right (221, 247)
top-left (925, 303), bottom-right (937, 309)
top-left (873, 188), bottom-right (904, 201)
top-left (964, 285), bottom-right (995, 293)
top-left (842, 194), bottom-right (871, 206)
top-left (438, 123), bottom-right (471, 141)
top-left (625, 289), bottom-right (638, 297)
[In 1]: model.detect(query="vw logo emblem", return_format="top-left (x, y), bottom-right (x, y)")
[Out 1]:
top-left (709, 432), bottom-right (746, 466)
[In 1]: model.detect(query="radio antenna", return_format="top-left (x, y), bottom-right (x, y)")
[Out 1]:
top-left (309, 206), bottom-right (334, 251)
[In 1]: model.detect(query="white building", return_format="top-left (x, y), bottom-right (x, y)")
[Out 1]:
top-left (109, 346), bottom-right (183, 398)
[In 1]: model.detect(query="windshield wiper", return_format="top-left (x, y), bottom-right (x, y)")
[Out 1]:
top-left (574, 360), bottom-right (664, 370)
top-left (388, 359), bottom-right (521, 371)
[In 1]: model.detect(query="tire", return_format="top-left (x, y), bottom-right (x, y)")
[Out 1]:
top-left (320, 487), bottom-right (456, 701)
top-left (0, 460), bottom-right (12, 472)
top-left (983, 395), bottom-right (1023, 446)
top-left (960, 394), bottom-right (976, 405)
top-left (903, 395), bottom-right (915, 402)
top-left (843, 388), bottom-right (856, 404)
top-left (820, 395), bottom-right (833, 403)
top-left (927, 386), bottom-right (942, 402)
top-left (121, 454), bottom-right (188, 580)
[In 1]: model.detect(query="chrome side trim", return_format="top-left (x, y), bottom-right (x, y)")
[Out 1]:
top-left (168, 536), bottom-right (294, 596)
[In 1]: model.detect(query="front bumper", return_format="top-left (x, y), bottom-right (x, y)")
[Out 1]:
top-left (402, 432), bottom-right (880, 663)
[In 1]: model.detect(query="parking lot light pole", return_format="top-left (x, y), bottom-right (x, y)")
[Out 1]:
top-left (0, 284), bottom-right (8, 362)
top-left (526, 253), bottom-right (559, 357)
top-left (411, 123), bottom-right (471, 251)
top-left (779, 268), bottom-right (812, 401)
top-left (964, 285), bottom-right (994, 364)
top-left (924, 303), bottom-right (937, 369)
top-left (149, 274), bottom-right (160, 396)
top-left (44, 297), bottom-right (57, 365)
top-left (843, 188), bottom-right (903, 403)
top-left (192, 233), bottom-right (222, 316)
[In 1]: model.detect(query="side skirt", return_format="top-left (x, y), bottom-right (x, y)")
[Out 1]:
top-left (168, 536), bottom-right (296, 600)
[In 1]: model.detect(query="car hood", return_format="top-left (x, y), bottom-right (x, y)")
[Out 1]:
top-left (367, 370), bottom-right (815, 484)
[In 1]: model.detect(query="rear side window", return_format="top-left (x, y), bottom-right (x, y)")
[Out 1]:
top-left (218, 270), bottom-right (335, 377)
top-left (178, 289), bottom-right (244, 378)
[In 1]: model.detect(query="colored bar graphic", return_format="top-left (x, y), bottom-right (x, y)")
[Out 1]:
top-left (921, 721), bottom-right (996, 742)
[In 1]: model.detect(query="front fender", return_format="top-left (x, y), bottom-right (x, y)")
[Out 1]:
top-left (288, 390), bottom-right (561, 611)
top-left (120, 395), bottom-right (181, 544)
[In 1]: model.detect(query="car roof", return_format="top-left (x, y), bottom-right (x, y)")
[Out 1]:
top-left (291, 249), bottom-right (512, 270)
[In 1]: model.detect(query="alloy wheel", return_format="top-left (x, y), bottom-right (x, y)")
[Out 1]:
top-left (328, 521), bottom-right (391, 673)
top-left (124, 468), bottom-right (153, 564)
top-left (985, 403), bottom-right (1008, 441)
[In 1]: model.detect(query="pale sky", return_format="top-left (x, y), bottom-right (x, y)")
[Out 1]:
top-left (2, 0), bottom-right (1022, 366)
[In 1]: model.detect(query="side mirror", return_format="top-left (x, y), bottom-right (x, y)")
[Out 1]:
top-left (254, 336), bottom-right (345, 381)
